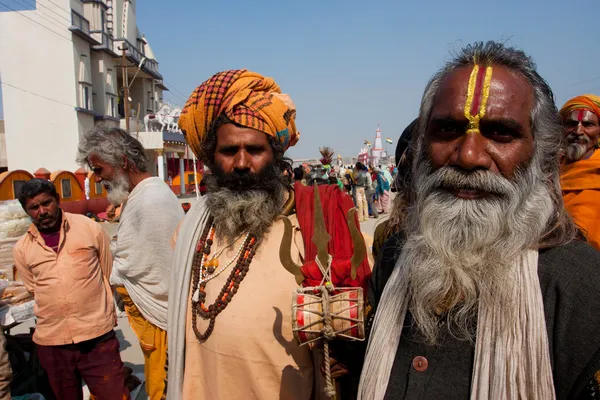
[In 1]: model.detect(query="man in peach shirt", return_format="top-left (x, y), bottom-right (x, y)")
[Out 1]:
top-left (13, 179), bottom-right (128, 400)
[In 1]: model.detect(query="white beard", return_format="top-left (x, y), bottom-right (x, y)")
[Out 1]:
top-left (565, 142), bottom-right (588, 161)
top-left (565, 133), bottom-right (592, 162)
top-left (103, 172), bottom-right (130, 206)
top-left (404, 160), bottom-right (554, 343)
top-left (358, 156), bottom-right (555, 400)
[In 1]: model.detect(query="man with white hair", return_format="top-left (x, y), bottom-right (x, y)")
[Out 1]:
top-left (77, 125), bottom-right (184, 399)
top-left (358, 42), bottom-right (600, 399)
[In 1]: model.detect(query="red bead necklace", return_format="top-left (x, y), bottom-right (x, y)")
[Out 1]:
top-left (190, 217), bottom-right (258, 343)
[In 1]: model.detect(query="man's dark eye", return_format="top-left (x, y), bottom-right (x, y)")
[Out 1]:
top-left (429, 124), bottom-right (460, 136)
top-left (484, 130), bottom-right (516, 143)
top-left (219, 148), bottom-right (237, 155)
top-left (431, 126), bottom-right (462, 139)
top-left (247, 147), bottom-right (266, 154)
top-left (439, 126), bottom-right (458, 133)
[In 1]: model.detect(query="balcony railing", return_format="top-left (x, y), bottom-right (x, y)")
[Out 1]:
top-left (144, 58), bottom-right (160, 76)
top-left (71, 10), bottom-right (90, 35)
top-left (155, 79), bottom-right (168, 90)
top-left (69, 10), bottom-right (100, 44)
top-left (114, 39), bottom-right (162, 79)
top-left (91, 31), bottom-right (117, 55)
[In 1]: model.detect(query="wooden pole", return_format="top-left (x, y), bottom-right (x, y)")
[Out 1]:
top-left (136, 102), bottom-right (141, 138)
top-left (121, 43), bottom-right (130, 132)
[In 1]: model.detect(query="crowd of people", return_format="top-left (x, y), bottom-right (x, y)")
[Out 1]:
top-left (0, 40), bottom-right (599, 400)
top-left (293, 162), bottom-right (396, 221)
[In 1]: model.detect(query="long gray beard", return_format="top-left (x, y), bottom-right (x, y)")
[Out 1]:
top-left (358, 157), bottom-right (554, 399)
top-left (206, 187), bottom-right (286, 243)
top-left (405, 160), bottom-right (554, 344)
top-left (103, 172), bottom-right (130, 206)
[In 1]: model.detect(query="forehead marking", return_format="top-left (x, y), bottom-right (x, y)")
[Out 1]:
top-left (567, 109), bottom-right (597, 123)
top-left (464, 65), bottom-right (493, 135)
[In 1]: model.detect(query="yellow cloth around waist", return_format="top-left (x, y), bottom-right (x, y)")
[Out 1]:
top-left (116, 286), bottom-right (168, 400)
top-left (116, 286), bottom-right (156, 352)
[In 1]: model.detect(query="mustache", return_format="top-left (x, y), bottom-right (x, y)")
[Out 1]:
top-left (206, 163), bottom-right (289, 193)
top-left (421, 166), bottom-right (516, 197)
top-left (566, 133), bottom-right (591, 145)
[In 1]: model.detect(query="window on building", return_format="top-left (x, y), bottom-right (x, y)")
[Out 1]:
top-left (79, 54), bottom-right (91, 82)
top-left (95, 181), bottom-right (103, 195)
top-left (79, 54), bottom-right (92, 110)
top-left (107, 95), bottom-right (117, 117)
top-left (12, 180), bottom-right (26, 198)
top-left (106, 68), bottom-right (115, 94)
top-left (100, 9), bottom-right (106, 32)
top-left (80, 83), bottom-right (92, 110)
top-left (61, 179), bottom-right (72, 199)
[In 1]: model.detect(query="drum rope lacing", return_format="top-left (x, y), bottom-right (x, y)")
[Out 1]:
top-left (315, 254), bottom-right (336, 398)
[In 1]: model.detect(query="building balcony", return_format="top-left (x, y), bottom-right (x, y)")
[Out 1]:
top-left (91, 31), bottom-right (119, 57)
top-left (114, 39), bottom-right (163, 80)
top-left (155, 80), bottom-right (169, 91)
top-left (69, 10), bottom-right (100, 45)
top-left (144, 58), bottom-right (161, 79)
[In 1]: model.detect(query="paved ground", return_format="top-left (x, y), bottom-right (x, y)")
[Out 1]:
top-left (12, 193), bottom-right (390, 399)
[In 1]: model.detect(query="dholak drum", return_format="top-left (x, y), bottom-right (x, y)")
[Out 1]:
top-left (292, 287), bottom-right (365, 345)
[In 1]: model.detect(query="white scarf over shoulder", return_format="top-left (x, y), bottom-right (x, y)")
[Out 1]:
top-left (167, 197), bottom-right (209, 399)
top-left (359, 250), bottom-right (555, 400)
top-left (111, 177), bottom-right (184, 330)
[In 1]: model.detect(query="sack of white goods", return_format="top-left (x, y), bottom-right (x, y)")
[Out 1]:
top-left (0, 218), bottom-right (31, 239)
top-left (0, 200), bottom-right (28, 222)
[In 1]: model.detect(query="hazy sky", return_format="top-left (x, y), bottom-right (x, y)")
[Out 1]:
top-left (2, 0), bottom-right (600, 159)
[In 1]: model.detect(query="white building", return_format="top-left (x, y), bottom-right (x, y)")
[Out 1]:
top-left (370, 125), bottom-right (386, 166)
top-left (0, 0), bottom-right (171, 174)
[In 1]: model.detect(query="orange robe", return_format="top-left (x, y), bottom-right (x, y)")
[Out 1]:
top-left (561, 149), bottom-right (600, 250)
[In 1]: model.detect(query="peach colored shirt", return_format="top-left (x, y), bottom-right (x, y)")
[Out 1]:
top-left (181, 215), bottom-right (325, 399)
top-left (13, 212), bottom-right (115, 346)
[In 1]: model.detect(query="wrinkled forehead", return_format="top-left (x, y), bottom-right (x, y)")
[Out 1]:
top-left (564, 109), bottom-right (599, 123)
top-left (429, 65), bottom-right (533, 125)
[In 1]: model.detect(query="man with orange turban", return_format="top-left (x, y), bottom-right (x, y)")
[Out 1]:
top-left (167, 70), bottom-right (325, 399)
top-left (559, 94), bottom-right (600, 249)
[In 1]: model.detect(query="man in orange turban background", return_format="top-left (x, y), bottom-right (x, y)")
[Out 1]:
top-left (559, 94), bottom-right (600, 249)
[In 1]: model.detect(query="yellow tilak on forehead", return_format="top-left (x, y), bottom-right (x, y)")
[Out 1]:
top-left (463, 65), bottom-right (493, 135)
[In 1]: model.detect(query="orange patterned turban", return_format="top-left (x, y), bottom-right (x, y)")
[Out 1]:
top-left (178, 69), bottom-right (299, 158)
top-left (559, 94), bottom-right (600, 120)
